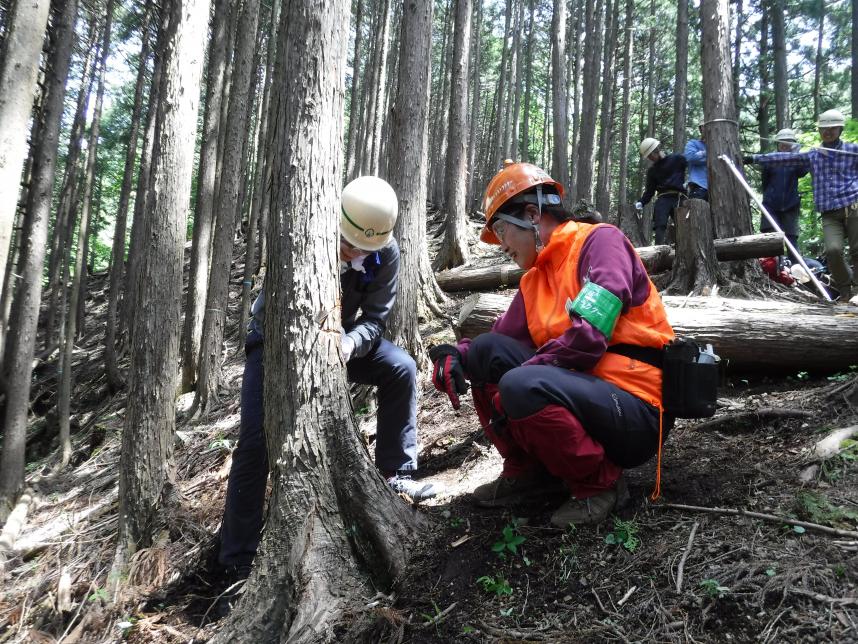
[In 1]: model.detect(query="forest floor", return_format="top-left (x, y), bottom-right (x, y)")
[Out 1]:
top-left (2, 220), bottom-right (858, 643)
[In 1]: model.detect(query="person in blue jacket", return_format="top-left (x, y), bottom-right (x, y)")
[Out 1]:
top-left (684, 125), bottom-right (708, 201)
top-left (759, 128), bottom-right (808, 251)
top-left (217, 176), bottom-right (438, 589)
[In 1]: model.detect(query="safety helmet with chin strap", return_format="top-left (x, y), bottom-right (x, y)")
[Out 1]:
top-left (341, 175), bottom-right (398, 251)
top-left (481, 160), bottom-right (564, 245)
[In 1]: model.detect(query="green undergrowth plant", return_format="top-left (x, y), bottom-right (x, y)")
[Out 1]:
top-left (820, 439), bottom-right (858, 483)
top-left (554, 525), bottom-right (579, 582)
top-left (476, 574), bottom-right (513, 597)
top-left (795, 491), bottom-right (858, 526)
top-left (699, 578), bottom-right (729, 599)
top-left (604, 517), bottom-right (640, 552)
top-left (492, 518), bottom-right (526, 560)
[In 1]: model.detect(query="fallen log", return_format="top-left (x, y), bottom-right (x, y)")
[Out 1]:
top-left (436, 232), bottom-right (784, 292)
top-left (455, 294), bottom-right (858, 372)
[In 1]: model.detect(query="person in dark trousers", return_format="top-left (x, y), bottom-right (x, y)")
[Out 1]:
top-left (684, 125), bottom-right (709, 201)
top-left (218, 176), bottom-right (438, 588)
top-left (430, 161), bottom-right (675, 528)
top-left (746, 109), bottom-right (858, 303)
top-left (759, 128), bottom-right (808, 251)
top-left (635, 138), bottom-right (688, 245)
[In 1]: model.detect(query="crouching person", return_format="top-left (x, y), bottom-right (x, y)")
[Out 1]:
top-left (218, 176), bottom-right (437, 585)
top-left (430, 161), bottom-right (675, 527)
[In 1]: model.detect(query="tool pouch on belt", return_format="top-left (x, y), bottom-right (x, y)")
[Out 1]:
top-left (607, 338), bottom-right (720, 419)
top-left (661, 338), bottom-right (719, 418)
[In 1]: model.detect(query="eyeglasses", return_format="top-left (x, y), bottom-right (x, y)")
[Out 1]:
top-left (491, 219), bottom-right (509, 241)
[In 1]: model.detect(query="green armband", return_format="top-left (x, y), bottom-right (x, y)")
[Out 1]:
top-left (565, 281), bottom-right (622, 339)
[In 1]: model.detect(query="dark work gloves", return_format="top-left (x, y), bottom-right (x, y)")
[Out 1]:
top-left (429, 344), bottom-right (469, 410)
top-left (742, 154), bottom-right (755, 165)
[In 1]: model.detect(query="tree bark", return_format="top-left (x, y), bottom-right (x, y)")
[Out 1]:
top-left (433, 0), bottom-right (471, 271)
top-left (595, 0), bottom-right (618, 216)
top-left (466, 0), bottom-right (482, 207)
top-left (195, 0), bottom-right (261, 412)
top-left (519, 0), bottom-right (535, 162)
top-left (238, 0), bottom-right (280, 349)
top-left (491, 0), bottom-right (512, 169)
top-left (386, 0), bottom-right (444, 359)
top-left (455, 294), bottom-right (858, 373)
top-left (550, 0), bottom-right (570, 199)
top-left (363, 0), bottom-right (392, 177)
top-left (574, 0), bottom-right (603, 204)
top-left (429, 0), bottom-right (452, 205)
top-left (757, 1), bottom-right (770, 151)
top-left (664, 199), bottom-right (723, 295)
top-left (645, 0), bottom-right (655, 137)
top-left (731, 0), bottom-right (743, 114)
top-left (117, 0), bottom-right (210, 558)
top-left (812, 0), bottom-right (825, 123)
top-left (771, 0), bottom-right (788, 130)
top-left (508, 0), bottom-right (524, 160)
top-left (435, 232), bottom-right (784, 292)
top-left (105, 0), bottom-right (152, 393)
top-left (59, 0), bottom-right (114, 468)
top-left (700, 0), bottom-right (752, 240)
top-left (122, 10), bottom-right (164, 340)
top-left (0, 0), bottom-right (50, 295)
top-left (179, 0), bottom-right (232, 393)
top-left (616, 0), bottom-right (633, 219)
top-left (853, 0), bottom-right (858, 120)
top-left (673, 0), bottom-right (688, 151)
top-left (345, 0), bottom-right (365, 180)
top-left (0, 0), bottom-right (76, 520)
top-left (213, 0), bottom-right (422, 640)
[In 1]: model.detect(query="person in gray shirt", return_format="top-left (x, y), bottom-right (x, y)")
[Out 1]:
top-left (218, 176), bottom-right (437, 586)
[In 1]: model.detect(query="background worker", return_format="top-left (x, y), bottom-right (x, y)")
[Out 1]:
top-left (758, 128), bottom-right (808, 251)
top-left (745, 109), bottom-right (858, 303)
top-left (635, 138), bottom-right (688, 244)
top-left (218, 176), bottom-right (437, 588)
top-left (684, 125), bottom-right (709, 201)
top-left (431, 161), bottom-right (675, 527)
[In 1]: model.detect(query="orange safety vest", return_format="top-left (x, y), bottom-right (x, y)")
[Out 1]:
top-left (519, 220), bottom-right (675, 409)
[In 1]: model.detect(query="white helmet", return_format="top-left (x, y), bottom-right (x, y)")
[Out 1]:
top-left (639, 137), bottom-right (661, 158)
top-left (341, 176), bottom-right (398, 251)
top-left (817, 109), bottom-right (846, 129)
top-left (774, 128), bottom-right (797, 143)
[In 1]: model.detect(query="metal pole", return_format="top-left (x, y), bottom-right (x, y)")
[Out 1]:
top-left (718, 154), bottom-right (832, 302)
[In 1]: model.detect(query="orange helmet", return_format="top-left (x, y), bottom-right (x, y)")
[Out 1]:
top-left (481, 160), bottom-right (564, 244)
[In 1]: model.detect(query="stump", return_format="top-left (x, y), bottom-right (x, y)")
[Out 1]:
top-left (665, 199), bottom-right (722, 295)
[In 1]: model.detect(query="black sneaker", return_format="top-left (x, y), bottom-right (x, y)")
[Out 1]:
top-left (387, 474), bottom-right (438, 501)
top-left (215, 564), bottom-right (251, 618)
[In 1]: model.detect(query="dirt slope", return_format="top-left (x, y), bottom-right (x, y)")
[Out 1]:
top-left (1, 227), bottom-right (857, 643)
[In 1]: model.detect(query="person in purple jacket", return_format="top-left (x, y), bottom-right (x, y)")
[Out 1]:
top-left (430, 161), bottom-right (675, 527)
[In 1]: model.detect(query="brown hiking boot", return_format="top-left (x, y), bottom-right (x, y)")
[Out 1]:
top-left (550, 477), bottom-right (629, 527)
top-left (470, 472), bottom-right (564, 508)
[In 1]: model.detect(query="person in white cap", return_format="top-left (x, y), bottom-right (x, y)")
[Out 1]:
top-left (757, 128), bottom-right (808, 250)
top-left (216, 176), bottom-right (437, 597)
top-left (746, 110), bottom-right (858, 303)
top-left (634, 138), bottom-right (688, 245)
